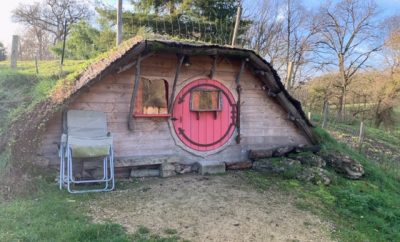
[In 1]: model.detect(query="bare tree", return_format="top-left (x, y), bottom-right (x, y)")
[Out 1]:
top-left (315, 0), bottom-right (382, 120)
top-left (12, 0), bottom-right (91, 44)
top-left (283, 0), bottom-right (320, 90)
top-left (244, 0), bottom-right (285, 69)
top-left (19, 27), bottom-right (54, 60)
top-left (244, 0), bottom-right (320, 90)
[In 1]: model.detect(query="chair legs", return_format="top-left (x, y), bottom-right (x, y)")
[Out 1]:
top-left (59, 146), bottom-right (115, 193)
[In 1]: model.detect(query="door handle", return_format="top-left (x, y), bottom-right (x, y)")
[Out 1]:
top-left (170, 117), bottom-right (178, 121)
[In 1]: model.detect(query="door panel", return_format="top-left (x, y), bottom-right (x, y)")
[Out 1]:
top-left (172, 79), bottom-right (236, 151)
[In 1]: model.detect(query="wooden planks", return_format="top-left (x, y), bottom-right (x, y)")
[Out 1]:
top-left (39, 52), bottom-right (311, 167)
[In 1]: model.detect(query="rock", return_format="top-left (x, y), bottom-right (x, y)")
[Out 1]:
top-left (197, 160), bottom-right (226, 175)
top-left (249, 149), bottom-right (274, 160)
top-left (225, 160), bottom-right (253, 170)
top-left (130, 168), bottom-right (160, 178)
top-left (293, 145), bottom-right (321, 153)
top-left (161, 162), bottom-right (176, 171)
top-left (289, 153), bottom-right (326, 167)
top-left (191, 163), bottom-right (200, 173)
top-left (175, 164), bottom-right (192, 174)
top-left (160, 169), bottom-right (176, 178)
top-left (273, 146), bottom-right (295, 157)
top-left (296, 167), bottom-right (331, 185)
top-left (253, 158), bottom-right (301, 174)
top-left (323, 154), bottom-right (364, 179)
top-left (115, 156), bottom-right (181, 168)
top-left (160, 162), bottom-right (176, 178)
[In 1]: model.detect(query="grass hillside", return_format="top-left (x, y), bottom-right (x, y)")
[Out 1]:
top-left (0, 60), bottom-right (86, 135)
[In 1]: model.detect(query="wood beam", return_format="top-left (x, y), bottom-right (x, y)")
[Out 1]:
top-left (168, 55), bottom-right (185, 113)
top-left (209, 55), bottom-right (218, 79)
top-left (117, 52), bottom-right (155, 74)
top-left (276, 92), bottom-right (317, 144)
top-left (235, 58), bottom-right (247, 144)
top-left (128, 55), bottom-right (142, 131)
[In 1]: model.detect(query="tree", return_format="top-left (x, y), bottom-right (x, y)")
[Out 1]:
top-left (315, 0), bottom-right (382, 120)
top-left (244, 0), bottom-right (285, 68)
top-left (372, 17), bottom-right (400, 128)
top-left (0, 42), bottom-right (6, 61)
top-left (18, 27), bottom-right (54, 60)
top-left (12, 0), bottom-right (91, 44)
top-left (52, 21), bottom-right (116, 60)
top-left (52, 21), bottom-right (100, 59)
top-left (283, 0), bottom-right (320, 90)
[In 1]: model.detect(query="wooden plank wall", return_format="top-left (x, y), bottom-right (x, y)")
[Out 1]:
top-left (39, 53), bottom-right (309, 167)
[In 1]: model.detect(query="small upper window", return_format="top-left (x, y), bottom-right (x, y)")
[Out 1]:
top-left (134, 78), bottom-right (169, 117)
top-left (190, 89), bottom-right (221, 112)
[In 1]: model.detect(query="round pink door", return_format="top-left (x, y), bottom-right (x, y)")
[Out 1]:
top-left (172, 79), bottom-right (237, 151)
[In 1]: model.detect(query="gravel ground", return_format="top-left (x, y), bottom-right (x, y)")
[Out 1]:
top-left (88, 172), bottom-right (333, 242)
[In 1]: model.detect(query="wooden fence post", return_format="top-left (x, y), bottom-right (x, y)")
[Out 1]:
top-left (358, 121), bottom-right (365, 152)
top-left (116, 0), bottom-right (123, 46)
top-left (231, 3), bottom-right (242, 47)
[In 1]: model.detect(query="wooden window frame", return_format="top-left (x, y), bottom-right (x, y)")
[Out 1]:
top-left (189, 88), bottom-right (222, 112)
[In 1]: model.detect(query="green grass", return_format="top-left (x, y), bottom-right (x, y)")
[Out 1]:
top-left (0, 179), bottom-right (181, 242)
top-left (245, 127), bottom-right (400, 242)
top-left (0, 60), bottom-right (87, 135)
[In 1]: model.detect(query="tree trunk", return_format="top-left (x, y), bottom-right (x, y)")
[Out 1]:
top-left (337, 54), bottom-right (347, 121)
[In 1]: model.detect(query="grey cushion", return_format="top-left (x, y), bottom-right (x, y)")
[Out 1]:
top-left (67, 110), bottom-right (108, 137)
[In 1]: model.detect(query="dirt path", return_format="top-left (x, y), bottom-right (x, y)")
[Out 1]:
top-left (88, 172), bottom-right (333, 242)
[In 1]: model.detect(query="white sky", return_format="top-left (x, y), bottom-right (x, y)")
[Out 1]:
top-left (0, 0), bottom-right (27, 49)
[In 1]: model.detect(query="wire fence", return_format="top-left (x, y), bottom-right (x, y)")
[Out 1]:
top-left (308, 111), bottom-right (400, 178)
top-left (120, 13), bottom-right (243, 46)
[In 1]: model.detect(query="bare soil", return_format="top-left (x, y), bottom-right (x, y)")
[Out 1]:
top-left (88, 172), bottom-right (333, 242)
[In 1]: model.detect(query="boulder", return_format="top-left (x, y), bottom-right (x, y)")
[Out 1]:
top-left (175, 164), bottom-right (193, 174)
top-left (293, 145), bottom-right (321, 153)
top-left (289, 153), bottom-right (326, 167)
top-left (253, 158), bottom-right (301, 174)
top-left (273, 146), bottom-right (295, 157)
top-left (225, 160), bottom-right (253, 170)
top-left (197, 160), bottom-right (226, 175)
top-left (323, 154), bottom-right (364, 179)
top-left (296, 167), bottom-right (331, 185)
top-left (160, 162), bottom-right (176, 178)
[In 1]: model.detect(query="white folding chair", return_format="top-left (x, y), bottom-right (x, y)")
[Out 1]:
top-left (59, 110), bottom-right (115, 193)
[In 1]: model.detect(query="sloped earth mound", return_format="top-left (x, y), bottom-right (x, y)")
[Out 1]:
top-left (88, 173), bottom-right (333, 242)
top-left (328, 129), bottom-right (400, 163)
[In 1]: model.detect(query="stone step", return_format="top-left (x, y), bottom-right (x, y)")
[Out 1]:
top-left (197, 160), bottom-right (226, 175)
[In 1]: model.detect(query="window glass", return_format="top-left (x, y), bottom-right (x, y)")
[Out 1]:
top-left (190, 89), bottom-right (221, 111)
top-left (135, 78), bottom-right (168, 115)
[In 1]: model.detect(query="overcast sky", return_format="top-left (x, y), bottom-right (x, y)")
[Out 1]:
top-left (1, 0), bottom-right (400, 50)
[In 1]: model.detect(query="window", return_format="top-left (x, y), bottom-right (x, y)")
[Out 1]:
top-left (134, 78), bottom-right (169, 117)
top-left (190, 89), bottom-right (221, 112)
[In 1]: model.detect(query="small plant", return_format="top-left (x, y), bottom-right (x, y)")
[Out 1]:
top-left (164, 228), bottom-right (178, 235)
